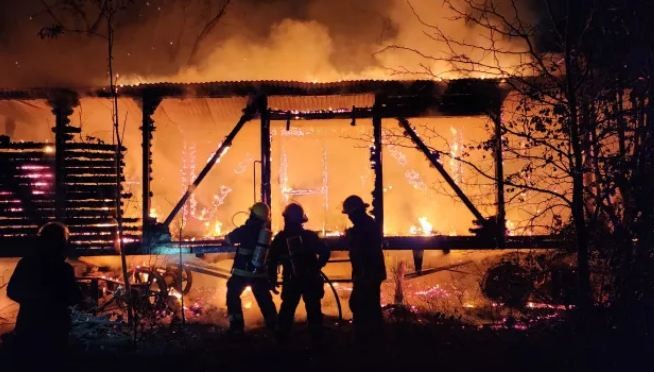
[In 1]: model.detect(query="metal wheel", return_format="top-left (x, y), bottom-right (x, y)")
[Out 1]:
top-left (163, 265), bottom-right (193, 294)
top-left (129, 267), bottom-right (168, 314)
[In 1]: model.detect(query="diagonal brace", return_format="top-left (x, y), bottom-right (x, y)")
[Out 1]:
top-left (396, 117), bottom-right (487, 224)
top-left (163, 101), bottom-right (258, 227)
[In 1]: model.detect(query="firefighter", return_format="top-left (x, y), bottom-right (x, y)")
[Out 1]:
top-left (341, 195), bottom-right (386, 343)
top-left (225, 202), bottom-right (277, 335)
top-left (7, 222), bottom-right (81, 370)
top-left (268, 203), bottom-right (330, 343)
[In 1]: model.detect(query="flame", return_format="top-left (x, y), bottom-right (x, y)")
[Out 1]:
top-left (418, 217), bottom-right (432, 236)
top-left (410, 217), bottom-right (433, 236)
top-left (506, 220), bottom-right (516, 236)
top-left (213, 221), bottom-right (223, 236)
top-left (149, 208), bottom-right (158, 219)
top-left (202, 220), bottom-right (224, 237)
top-left (43, 145), bottom-right (55, 154)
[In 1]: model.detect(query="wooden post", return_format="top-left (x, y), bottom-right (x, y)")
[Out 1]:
top-left (371, 97), bottom-right (384, 234)
top-left (260, 96), bottom-right (272, 206)
top-left (140, 93), bottom-right (161, 249)
top-left (48, 91), bottom-right (79, 221)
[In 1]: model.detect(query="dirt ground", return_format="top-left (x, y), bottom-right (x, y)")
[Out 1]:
top-left (0, 309), bottom-right (649, 372)
top-left (1, 252), bottom-right (649, 371)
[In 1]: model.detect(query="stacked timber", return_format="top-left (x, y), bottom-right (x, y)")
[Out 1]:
top-left (0, 136), bottom-right (138, 254)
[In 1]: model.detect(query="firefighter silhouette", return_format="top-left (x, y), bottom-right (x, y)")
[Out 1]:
top-left (342, 195), bottom-right (386, 343)
top-left (268, 203), bottom-right (330, 343)
top-left (225, 202), bottom-right (277, 334)
top-left (7, 222), bottom-right (81, 370)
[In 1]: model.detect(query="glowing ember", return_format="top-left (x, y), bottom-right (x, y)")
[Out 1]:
top-left (415, 285), bottom-right (450, 299)
top-left (25, 173), bottom-right (53, 179)
top-left (168, 287), bottom-right (183, 301)
top-left (20, 165), bottom-right (49, 170)
top-left (43, 145), bottom-right (55, 154)
top-left (210, 146), bottom-right (230, 165)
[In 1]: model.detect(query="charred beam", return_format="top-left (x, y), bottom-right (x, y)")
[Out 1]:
top-left (48, 90), bottom-right (79, 220)
top-left (371, 96), bottom-right (384, 234)
top-left (396, 117), bottom-right (487, 224)
top-left (260, 96), bottom-right (272, 206)
top-left (140, 92), bottom-right (162, 248)
top-left (163, 99), bottom-right (258, 227)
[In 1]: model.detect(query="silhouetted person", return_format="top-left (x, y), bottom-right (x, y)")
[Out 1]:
top-left (342, 195), bottom-right (386, 344)
top-left (7, 222), bottom-right (81, 371)
top-left (225, 202), bottom-right (277, 335)
top-left (268, 203), bottom-right (330, 344)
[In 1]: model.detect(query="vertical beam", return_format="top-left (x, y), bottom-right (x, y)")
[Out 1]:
top-left (49, 91), bottom-right (79, 221)
top-left (371, 97), bottom-right (384, 234)
top-left (260, 96), bottom-right (272, 206)
top-left (141, 92), bottom-right (161, 247)
top-left (54, 108), bottom-right (67, 221)
top-left (141, 93), bottom-right (162, 248)
top-left (491, 107), bottom-right (506, 248)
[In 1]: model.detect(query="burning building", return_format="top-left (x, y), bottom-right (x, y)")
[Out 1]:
top-left (0, 79), bottom-right (561, 255)
top-left (0, 0), bottom-right (583, 332)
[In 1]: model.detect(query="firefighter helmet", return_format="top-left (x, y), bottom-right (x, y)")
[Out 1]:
top-left (249, 202), bottom-right (271, 221)
top-left (282, 203), bottom-right (308, 224)
top-left (342, 195), bottom-right (369, 214)
top-left (37, 221), bottom-right (70, 243)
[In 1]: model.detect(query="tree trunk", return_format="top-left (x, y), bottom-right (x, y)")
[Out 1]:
top-left (564, 0), bottom-right (593, 312)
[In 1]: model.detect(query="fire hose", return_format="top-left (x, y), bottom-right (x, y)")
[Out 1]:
top-left (320, 270), bottom-right (343, 322)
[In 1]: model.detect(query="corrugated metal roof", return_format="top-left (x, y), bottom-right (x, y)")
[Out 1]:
top-left (0, 78), bottom-right (501, 99)
top-left (0, 79), bottom-right (506, 116)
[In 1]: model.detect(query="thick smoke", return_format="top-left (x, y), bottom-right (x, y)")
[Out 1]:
top-left (0, 0), bottom-right (536, 88)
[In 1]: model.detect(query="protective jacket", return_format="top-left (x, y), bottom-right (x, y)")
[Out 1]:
top-left (226, 217), bottom-right (270, 278)
top-left (345, 213), bottom-right (386, 283)
top-left (268, 225), bottom-right (330, 283)
top-left (8, 255), bottom-right (81, 345)
top-left (225, 216), bottom-right (277, 332)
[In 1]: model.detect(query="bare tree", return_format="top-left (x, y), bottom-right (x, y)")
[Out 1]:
top-left (39, 0), bottom-right (137, 331)
top-left (377, 0), bottom-right (654, 313)
top-left (187, 0), bottom-right (231, 65)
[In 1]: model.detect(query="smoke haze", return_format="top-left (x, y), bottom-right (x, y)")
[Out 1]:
top-left (0, 0), bottom-right (535, 87)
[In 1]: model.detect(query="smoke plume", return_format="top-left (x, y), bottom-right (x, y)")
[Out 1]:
top-left (0, 0), bottom-right (536, 88)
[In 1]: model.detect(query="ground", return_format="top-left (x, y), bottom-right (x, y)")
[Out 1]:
top-left (1, 309), bottom-right (647, 372)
